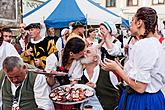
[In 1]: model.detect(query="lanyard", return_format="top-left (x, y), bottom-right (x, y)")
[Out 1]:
top-left (1, 74), bottom-right (27, 106)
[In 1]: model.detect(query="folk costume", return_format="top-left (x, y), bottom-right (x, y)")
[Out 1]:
top-left (21, 37), bottom-right (56, 69)
top-left (0, 70), bottom-right (54, 110)
top-left (118, 37), bottom-right (165, 110)
top-left (79, 65), bottom-right (120, 110)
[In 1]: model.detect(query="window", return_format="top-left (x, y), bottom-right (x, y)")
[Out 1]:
top-left (106, 0), bottom-right (116, 7)
top-left (127, 0), bottom-right (138, 6)
top-left (0, 0), bottom-right (17, 20)
top-left (152, 0), bottom-right (165, 4)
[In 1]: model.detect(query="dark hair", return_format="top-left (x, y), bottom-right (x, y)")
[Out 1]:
top-left (62, 37), bottom-right (85, 67)
top-left (2, 28), bottom-right (12, 33)
top-left (24, 23), bottom-right (41, 30)
top-left (87, 28), bottom-right (95, 37)
top-left (135, 7), bottom-right (158, 38)
top-left (163, 21), bottom-right (165, 25)
top-left (0, 29), bottom-right (3, 46)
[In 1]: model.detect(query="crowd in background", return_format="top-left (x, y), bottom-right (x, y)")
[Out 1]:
top-left (0, 7), bottom-right (165, 110)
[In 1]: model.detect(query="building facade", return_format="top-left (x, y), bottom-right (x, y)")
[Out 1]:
top-left (0, 0), bottom-right (43, 28)
top-left (0, 0), bottom-right (21, 28)
top-left (23, 0), bottom-right (43, 15)
top-left (95, 0), bottom-right (165, 28)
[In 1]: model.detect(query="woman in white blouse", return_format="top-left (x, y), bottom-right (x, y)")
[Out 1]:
top-left (101, 7), bottom-right (165, 110)
top-left (45, 37), bottom-right (86, 86)
top-left (99, 21), bottom-right (122, 61)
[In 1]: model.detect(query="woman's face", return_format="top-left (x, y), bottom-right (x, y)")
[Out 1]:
top-left (130, 16), bottom-right (139, 36)
top-left (89, 31), bottom-right (96, 38)
top-left (71, 50), bottom-right (84, 60)
top-left (99, 25), bottom-right (109, 36)
top-left (77, 27), bottom-right (85, 36)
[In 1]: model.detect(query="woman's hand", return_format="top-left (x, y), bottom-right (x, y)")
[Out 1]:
top-left (101, 58), bottom-right (121, 72)
top-left (46, 75), bottom-right (55, 87)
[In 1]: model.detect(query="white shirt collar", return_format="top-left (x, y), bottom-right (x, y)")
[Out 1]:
top-left (31, 36), bottom-right (45, 44)
top-left (84, 65), bottom-right (100, 83)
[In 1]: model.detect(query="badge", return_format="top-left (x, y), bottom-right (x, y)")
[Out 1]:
top-left (12, 101), bottom-right (20, 110)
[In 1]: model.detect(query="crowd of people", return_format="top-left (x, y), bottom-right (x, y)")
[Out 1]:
top-left (0, 7), bottom-right (165, 110)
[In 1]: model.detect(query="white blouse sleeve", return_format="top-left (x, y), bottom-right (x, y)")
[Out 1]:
top-left (127, 41), bottom-right (159, 83)
top-left (106, 40), bottom-right (122, 56)
top-left (34, 74), bottom-right (54, 110)
top-left (6, 43), bottom-right (20, 58)
top-left (162, 40), bottom-right (165, 49)
top-left (56, 37), bottom-right (63, 52)
top-left (68, 60), bottom-right (83, 81)
top-left (45, 53), bottom-right (58, 70)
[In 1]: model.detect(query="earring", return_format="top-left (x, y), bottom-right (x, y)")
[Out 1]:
top-left (70, 52), bottom-right (73, 56)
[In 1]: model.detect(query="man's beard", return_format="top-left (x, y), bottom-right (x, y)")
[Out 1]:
top-left (80, 57), bottom-right (93, 64)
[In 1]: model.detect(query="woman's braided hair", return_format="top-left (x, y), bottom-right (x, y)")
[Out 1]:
top-left (135, 7), bottom-right (158, 38)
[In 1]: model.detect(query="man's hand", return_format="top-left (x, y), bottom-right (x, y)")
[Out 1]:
top-left (34, 59), bottom-right (40, 67)
top-left (86, 82), bottom-right (96, 88)
top-left (25, 47), bottom-right (33, 56)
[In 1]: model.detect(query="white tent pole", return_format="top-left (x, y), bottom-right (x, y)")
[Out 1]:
top-left (85, 14), bottom-right (88, 37)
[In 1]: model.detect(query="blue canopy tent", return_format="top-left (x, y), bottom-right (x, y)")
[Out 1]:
top-left (122, 18), bottom-right (129, 28)
top-left (44, 0), bottom-right (86, 28)
top-left (23, 0), bottom-right (129, 28)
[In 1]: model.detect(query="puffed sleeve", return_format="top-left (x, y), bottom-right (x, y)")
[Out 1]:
top-left (34, 74), bottom-right (55, 110)
top-left (106, 40), bottom-right (122, 56)
top-left (6, 43), bottom-right (20, 58)
top-left (45, 53), bottom-right (58, 70)
top-left (126, 40), bottom-right (159, 83)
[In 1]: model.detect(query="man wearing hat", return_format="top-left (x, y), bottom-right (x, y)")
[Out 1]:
top-left (67, 21), bottom-right (86, 42)
top-left (21, 23), bottom-right (57, 69)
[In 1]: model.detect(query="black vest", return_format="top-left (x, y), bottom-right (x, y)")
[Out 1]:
top-left (0, 70), bottom-right (38, 110)
top-left (79, 68), bottom-right (120, 110)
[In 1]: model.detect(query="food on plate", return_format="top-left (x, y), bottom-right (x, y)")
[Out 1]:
top-left (49, 85), bottom-right (94, 103)
top-left (28, 69), bottom-right (67, 76)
